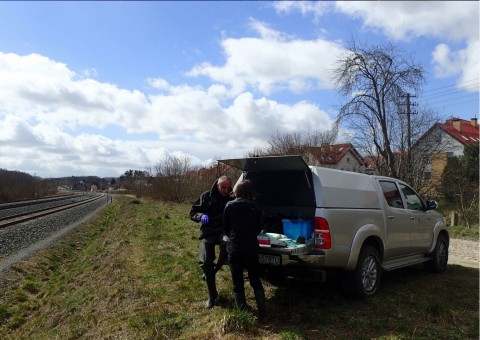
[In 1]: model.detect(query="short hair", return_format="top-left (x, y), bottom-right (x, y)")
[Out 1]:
top-left (233, 179), bottom-right (255, 200)
top-left (218, 175), bottom-right (231, 184)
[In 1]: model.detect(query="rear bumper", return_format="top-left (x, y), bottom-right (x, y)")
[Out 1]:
top-left (259, 248), bottom-right (326, 268)
top-left (259, 249), bottom-right (327, 282)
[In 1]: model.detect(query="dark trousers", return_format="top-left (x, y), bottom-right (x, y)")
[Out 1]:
top-left (199, 234), bottom-right (228, 274)
top-left (228, 252), bottom-right (263, 293)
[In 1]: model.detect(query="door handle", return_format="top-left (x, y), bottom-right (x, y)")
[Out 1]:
top-left (388, 216), bottom-right (394, 220)
top-left (410, 216), bottom-right (416, 221)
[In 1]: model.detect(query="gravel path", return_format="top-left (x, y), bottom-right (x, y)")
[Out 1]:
top-left (0, 198), bottom-right (108, 271)
top-left (448, 238), bottom-right (479, 268)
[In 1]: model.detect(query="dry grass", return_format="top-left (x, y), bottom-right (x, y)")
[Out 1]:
top-left (0, 196), bottom-right (478, 339)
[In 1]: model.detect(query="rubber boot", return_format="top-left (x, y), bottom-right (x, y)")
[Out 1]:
top-left (205, 274), bottom-right (218, 309)
top-left (233, 291), bottom-right (247, 310)
top-left (202, 259), bottom-right (224, 281)
top-left (254, 288), bottom-right (266, 322)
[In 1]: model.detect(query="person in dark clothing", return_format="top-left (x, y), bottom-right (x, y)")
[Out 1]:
top-left (190, 175), bottom-right (233, 308)
top-left (223, 179), bottom-right (266, 322)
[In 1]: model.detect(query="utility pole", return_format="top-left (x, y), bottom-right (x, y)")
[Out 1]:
top-left (399, 93), bottom-right (417, 181)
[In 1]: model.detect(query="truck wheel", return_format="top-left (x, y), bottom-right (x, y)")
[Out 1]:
top-left (424, 234), bottom-right (448, 273)
top-left (344, 244), bottom-right (381, 298)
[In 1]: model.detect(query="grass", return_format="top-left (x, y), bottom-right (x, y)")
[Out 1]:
top-left (447, 224), bottom-right (479, 241)
top-left (0, 196), bottom-right (478, 339)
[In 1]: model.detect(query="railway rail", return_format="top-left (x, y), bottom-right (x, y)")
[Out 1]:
top-left (0, 193), bottom-right (80, 210)
top-left (0, 193), bottom-right (106, 229)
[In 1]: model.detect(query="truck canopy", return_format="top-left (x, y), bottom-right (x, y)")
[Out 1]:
top-left (219, 155), bottom-right (315, 219)
top-left (311, 167), bottom-right (380, 209)
top-left (220, 155), bottom-right (380, 212)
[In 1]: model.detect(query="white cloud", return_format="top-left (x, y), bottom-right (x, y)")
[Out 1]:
top-left (433, 40), bottom-right (480, 93)
top-left (187, 19), bottom-right (345, 96)
top-left (334, 1), bottom-right (478, 42)
top-left (432, 43), bottom-right (463, 78)
top-left (0, 52), bottom-right (151, 132)
top-left (333, 1), bottom-right (479, 91)
top-left (278, 1), bottom-right (479, 93)
top-left (0, 51), bottom-right (336, 177)
top-left (273, 1), bottom-right (332, 20)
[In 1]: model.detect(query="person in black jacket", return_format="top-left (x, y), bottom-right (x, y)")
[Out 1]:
top-left (190, 175), bottom-right (233, 308)
top-left (223, 179), bottom-right (266, 322)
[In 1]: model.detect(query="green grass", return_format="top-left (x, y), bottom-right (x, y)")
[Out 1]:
top-left (447, 224), bottom-right (479, 241)
top-left (0, 196), bottom-right (478, 339)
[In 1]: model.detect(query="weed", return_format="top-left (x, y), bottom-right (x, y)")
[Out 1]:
top-left (218, 309), bottom-right (256, 336)
top-left (0, 304), bottom-right (11, 324)
top-left (23, 280), bottom-right (39, 294)
top-left (280, 330), bottom-right (306, 340)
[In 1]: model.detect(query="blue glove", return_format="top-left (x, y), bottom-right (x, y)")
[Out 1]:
top-left (200, 214), bottom-right (209, 225)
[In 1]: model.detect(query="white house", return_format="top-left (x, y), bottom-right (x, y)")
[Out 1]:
top-left (304, 143), bottom-right (366, 173)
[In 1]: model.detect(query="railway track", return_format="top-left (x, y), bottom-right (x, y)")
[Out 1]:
top-left (0, 193), bottom-right (81, 210)
top-left (0, 194), bottom-right (106, 229)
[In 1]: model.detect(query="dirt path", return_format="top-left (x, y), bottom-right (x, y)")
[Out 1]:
top-left (448, 238), bottom-right (479, 269)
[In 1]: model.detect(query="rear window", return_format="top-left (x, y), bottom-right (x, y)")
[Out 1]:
top-left (379, 181), bottom-right (404, 208)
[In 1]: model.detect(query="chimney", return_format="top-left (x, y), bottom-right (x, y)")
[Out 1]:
top-left (452, 118), bottom-right (461, 131)
top-left (471, 117), bottom-right (478, 127)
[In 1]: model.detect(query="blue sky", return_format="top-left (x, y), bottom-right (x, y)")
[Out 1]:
top-left (0, 1), bottom-right (478, 178)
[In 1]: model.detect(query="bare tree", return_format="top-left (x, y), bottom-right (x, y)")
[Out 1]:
top-left (250, 126), bottom-right (338, 159)
top-left (153, 154), bottom-right (197, 202)
top-left (331, 40), bottom-right (426, 180)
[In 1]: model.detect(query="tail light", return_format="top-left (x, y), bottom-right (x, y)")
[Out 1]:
top-left (257, 234), bottom-right (271, 246)
top-left (314, 217), bottom-right (331, 249)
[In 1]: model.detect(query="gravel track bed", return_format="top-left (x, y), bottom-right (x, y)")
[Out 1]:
top-left (0, 198), bottom-right (108, 271)
top-left (0, 195), bottom-right (96, 219)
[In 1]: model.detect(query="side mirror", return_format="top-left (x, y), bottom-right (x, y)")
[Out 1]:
top-left (426, 200), bottom-right (438, 210)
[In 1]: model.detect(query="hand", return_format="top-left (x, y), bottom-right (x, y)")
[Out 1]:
top-left (200, 214), bottom-right (209, 225)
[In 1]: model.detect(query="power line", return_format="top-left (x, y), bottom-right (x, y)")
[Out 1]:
top-left (417, 78), bottom-right (479, 112)
top-left (421, 78), bottom-right (479, 94)
top-left (421, 84), bottom-right (479, 100)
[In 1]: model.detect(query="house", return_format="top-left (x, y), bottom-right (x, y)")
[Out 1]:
top-left (413, 117), bottom-right (479, 182)
top-left (363, 156), bottom-right (381, 176)
top-left (186, 163), bottom-right (232, 180)
top-left (304, 143), bottom-right (366, 173)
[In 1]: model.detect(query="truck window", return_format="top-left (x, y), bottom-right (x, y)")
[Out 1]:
top-left (379, 181), bottom-right (404, 208)
top-left (399, 183), bottom-right (425, 211)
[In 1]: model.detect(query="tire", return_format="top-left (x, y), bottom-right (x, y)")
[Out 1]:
top-left (343, 244), bottom-right (382, 298)
top-left (424, 234), bottom-right (449, 273)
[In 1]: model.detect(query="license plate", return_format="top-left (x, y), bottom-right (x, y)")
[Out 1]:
top-left (258, 254), bottom-right (281, 266)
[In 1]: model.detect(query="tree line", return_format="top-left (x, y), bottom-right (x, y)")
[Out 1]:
top-left (0, 169), bottom-right (52, 203)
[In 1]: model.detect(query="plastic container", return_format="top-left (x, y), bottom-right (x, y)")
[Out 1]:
top-left (282, 219), bottom-right (314, 242)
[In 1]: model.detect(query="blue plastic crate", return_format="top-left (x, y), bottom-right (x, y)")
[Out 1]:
top-left (282, 219), bottom-right (314, 241)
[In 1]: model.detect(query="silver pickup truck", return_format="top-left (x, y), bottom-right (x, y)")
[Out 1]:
top-left (219, 155), bottom-right (449, 298)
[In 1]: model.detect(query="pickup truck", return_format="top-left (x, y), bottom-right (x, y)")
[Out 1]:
top-left (219, 155), bottom-right (449, 298)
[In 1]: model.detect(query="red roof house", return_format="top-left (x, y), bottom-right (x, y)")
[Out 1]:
top-left (304, 143), bottom-right (366, 173)
top-left (412, 117), bottom-right (479, 184)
